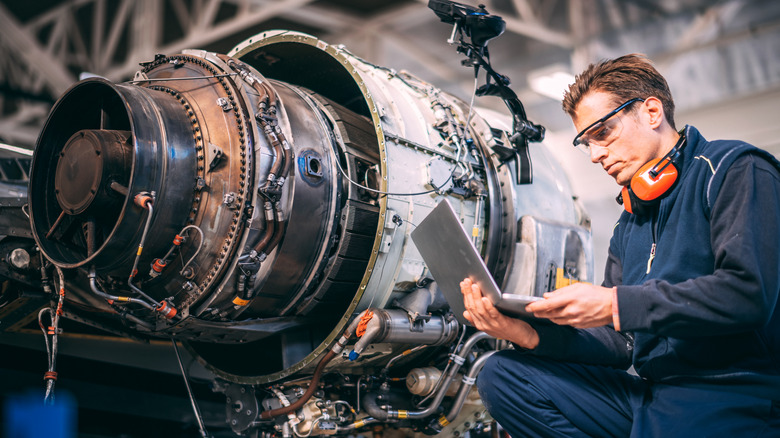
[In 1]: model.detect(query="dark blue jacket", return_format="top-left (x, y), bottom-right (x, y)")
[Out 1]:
top-left (530, 125), bottom-right (780, 400)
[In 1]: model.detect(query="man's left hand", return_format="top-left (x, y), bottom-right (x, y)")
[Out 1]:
top-left (525, 283), bottom-right (614, 328)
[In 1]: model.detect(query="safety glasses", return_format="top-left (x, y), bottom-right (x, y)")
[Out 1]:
top-left (572, 98), bottom-right (644, 153)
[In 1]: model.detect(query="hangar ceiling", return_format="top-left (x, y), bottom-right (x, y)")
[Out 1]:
top-left (1, 0), bottom-right (779, 149)
top-left (1, 0), bottom-right (779, 283)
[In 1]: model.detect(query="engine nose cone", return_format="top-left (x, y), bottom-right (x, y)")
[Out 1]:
top-left (54, 130), bottom-right (130, 216)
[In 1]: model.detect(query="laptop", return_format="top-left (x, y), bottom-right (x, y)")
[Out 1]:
top-left (411, 199), bottom-right (542, 325)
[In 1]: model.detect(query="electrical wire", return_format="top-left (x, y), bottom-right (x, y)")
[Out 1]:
top-left (329, 62), bottom-right (480, 198)
top-left (40, 267), bottom-right (66, 404)
top-left (335, 45), bottom-right (428, 95)
top-left (128, 73), bottom-right (238, 84)
top-left (332, 152), bottom-right (447, 197)
top-left (177, 225), bottom-right (205, 275)
top-left (381, 345), bottom-right (428, 376)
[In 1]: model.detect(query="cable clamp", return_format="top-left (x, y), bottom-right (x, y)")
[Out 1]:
top-left (449, 353), bottom-right (466, 365)
top-left (462, 376), bottom-right (476, 385)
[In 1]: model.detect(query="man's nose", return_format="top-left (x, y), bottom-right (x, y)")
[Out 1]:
top-left (590, 144), bottom-right (608, 163)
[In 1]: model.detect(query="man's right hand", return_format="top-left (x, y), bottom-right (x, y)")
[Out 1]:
top-left (460, 278), bottom-right (540, 349)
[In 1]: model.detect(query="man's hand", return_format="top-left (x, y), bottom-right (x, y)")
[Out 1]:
top-left (526, 283), bottom-right (613, 328)
top-left (460, 278), bottom-right (540, 349)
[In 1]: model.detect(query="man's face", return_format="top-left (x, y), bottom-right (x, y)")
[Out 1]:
top-left (572, 92), bottom-right (658, 186)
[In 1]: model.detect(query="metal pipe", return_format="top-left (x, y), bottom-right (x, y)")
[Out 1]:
top-left (127, 197), bottom-right (160, 307)
top-left (172, 339), bottom-right (211, 438)
top-left (445, 350), bottom-right (496, 422)
top-left (337, 416), bottom-right (379, 431)
top-left (397, 331), bottom-right (493, 419)
top-left (89, 269), bottom-right (156, 311)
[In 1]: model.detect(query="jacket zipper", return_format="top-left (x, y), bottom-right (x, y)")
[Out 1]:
top-left (646, 212), bottom-right (657, 274)
top-left (646, 243), bottom-right (656, 274)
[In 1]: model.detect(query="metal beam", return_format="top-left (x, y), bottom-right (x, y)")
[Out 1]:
top-left (414, 0), bottom-right (573, 48)
top-left (280, 5), bottom-right (363, 34)
top-left (104, 0), bottom-right (317, 81)
top-left (100, 0), bottom-right (135, 73)
top-left (383, 31), bottom-right (458, 82)
top-left (512, 0), bottom-right (539, 23)
top-left (0, 104), bottom-right (49, 147)
top-left (0, 3), bottom-right (75, 95)
top-left (502, 15), bottom-right (574, 48)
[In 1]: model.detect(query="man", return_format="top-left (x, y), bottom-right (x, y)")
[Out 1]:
top-left (462, 54), bottom-right (780, 437)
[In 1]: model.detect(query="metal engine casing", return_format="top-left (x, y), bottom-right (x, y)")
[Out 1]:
top-left (19, 30), bottom-right (593, 436)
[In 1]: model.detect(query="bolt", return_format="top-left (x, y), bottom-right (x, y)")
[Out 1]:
top-left (9, 248), bottom-right (30, 269)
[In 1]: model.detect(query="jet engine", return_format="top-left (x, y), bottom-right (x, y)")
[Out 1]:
top-left (1, 12), bottom-right (593, 438)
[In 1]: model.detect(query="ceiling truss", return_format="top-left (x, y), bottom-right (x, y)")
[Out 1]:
top-left (0, 0), bottom-right (778, 148)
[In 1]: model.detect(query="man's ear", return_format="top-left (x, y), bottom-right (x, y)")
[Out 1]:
top-left (643, 96), bottom-right (665, 129)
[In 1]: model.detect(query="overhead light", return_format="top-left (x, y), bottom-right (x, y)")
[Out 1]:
top-left (528, 65), bottom-right (575, 101)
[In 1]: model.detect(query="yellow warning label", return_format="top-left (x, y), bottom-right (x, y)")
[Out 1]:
top-left (232, 297), bottom-right (250, 306)
top-left (554, 267), bottom-right (589, 289)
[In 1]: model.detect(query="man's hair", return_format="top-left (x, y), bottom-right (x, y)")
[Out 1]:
top-left (562, 54), bottom-right (676, 129)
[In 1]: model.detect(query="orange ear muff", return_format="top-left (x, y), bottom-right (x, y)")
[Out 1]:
top-left (618, 154), bottom-right (680, 216)
top-left (630, 157), bottom-right (679, 201)
top-left (616, 130), bottom-right (686, 215)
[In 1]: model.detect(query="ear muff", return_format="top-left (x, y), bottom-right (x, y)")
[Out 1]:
top-left (617, 132), bottom-right (685, 215)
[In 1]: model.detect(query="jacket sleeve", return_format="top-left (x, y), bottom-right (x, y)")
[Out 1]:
top-left (517, 245), bottom-right (633, 369)
top-left (616, 153), bottom-right (780, 336)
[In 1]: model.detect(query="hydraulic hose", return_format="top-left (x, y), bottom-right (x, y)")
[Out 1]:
top-left (260, 202), bottom-right (285, 258)
top-left (361, 391), bottom-right (392, 421)
top-left (226, 57), bottom-right (286, 188)
top-left (260, 349), bottom-right (336, 419)
top-left (263, 122), bottom-right (285, 183)
top-left (251, 201), bottom-right (276, 255)
top-left (277, 133), bottom-right (294, 185)
top-left (260, 312), bottom-right (366, 419)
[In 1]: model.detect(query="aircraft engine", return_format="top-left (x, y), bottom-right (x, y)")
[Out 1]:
top-left (7, 25), bottom-right (593, 437)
